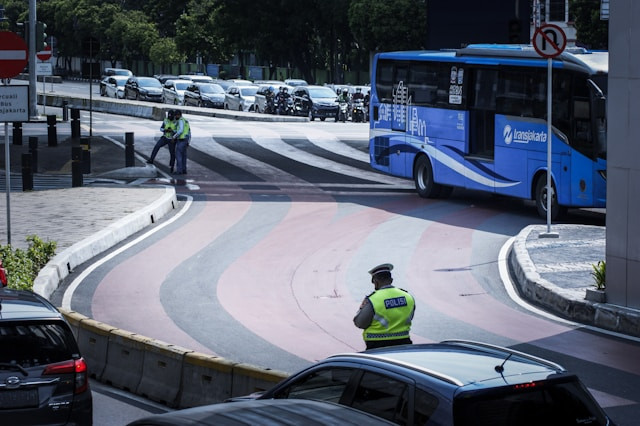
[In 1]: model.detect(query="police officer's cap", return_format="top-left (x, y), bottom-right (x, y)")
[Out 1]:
top-left (368, 263), bottom-right (393, 276)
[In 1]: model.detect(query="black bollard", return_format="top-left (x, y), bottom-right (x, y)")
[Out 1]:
top-left (21, 154), bottom-right (33, 191)
top-left (28, 137), bottom-right (38, 173)
top-left (71, 108), bottom-right (81, 140)
top-left (71, 146), bottom-right (83, 187)
top-left (125, 132), bottom-right (135, 167)
top-left (47, 115), bottom-right (57, 147)
top-left (80, 137), bottom-right (91, 174)
top-left (62, 101), bottom-right (69, 121)
top-left (12, 122), bottom-right (22, 145)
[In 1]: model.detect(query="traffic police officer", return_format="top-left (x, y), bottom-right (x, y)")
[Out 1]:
top-left (353, 263), bottom-right (415, 349)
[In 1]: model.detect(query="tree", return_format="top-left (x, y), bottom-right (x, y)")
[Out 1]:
top-left (348, 0), bottom-right (427, 51)
top-left (570, 0), bottom-right (608, 50)
top-left (149, 38), bottom-right (185, 73)
top-left (175, 0), bottom-right (231, 64)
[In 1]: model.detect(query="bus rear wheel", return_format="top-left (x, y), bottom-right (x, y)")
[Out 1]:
top-left (414, 156), bottom-right (442, 198)
top-left (535, 176), bottom-right (566, 220)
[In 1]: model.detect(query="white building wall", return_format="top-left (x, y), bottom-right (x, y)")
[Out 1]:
top-left (606, 0), bottom-right (640, 308)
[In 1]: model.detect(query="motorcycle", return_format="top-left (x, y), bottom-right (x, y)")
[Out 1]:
top-left (337, 101), bottom-right (349, 122)
top-left (277, 95), bottom-right (294, 115)
top-left (351, 99), bottom-right (365, 123)
top-left (265, 95), bottom-right (277, 114)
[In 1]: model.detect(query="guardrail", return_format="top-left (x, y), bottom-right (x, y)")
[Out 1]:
top-left (62, 310), bottom-right (289, 408)
top-left (37, 92), bottom-right (310, 123)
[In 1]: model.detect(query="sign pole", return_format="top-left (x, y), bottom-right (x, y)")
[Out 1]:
top-left (546, 57), bottom-right (552, 234)
top-left (4, 120), bottom-right (10, 246)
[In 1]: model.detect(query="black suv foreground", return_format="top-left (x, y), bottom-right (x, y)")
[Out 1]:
top-left (0, 288), bottom-right (92, 425)
top-left (241, 340), bottom-right (613, 425)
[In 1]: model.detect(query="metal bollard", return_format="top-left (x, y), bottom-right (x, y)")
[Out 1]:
top-left (47, 115), bottom-right (57, 147)
top-left (71, 146), bottom-right (83, 187)
top-left (12, 122), bottom-right (22, 145)
top-left (71, 108), bottom-right (81, 139)
top-left (80, 137), bottom-right (91, 174)
top-left (21, 154), bottom-right (33, 191)
top-left (28, 137), bottom-right (38, 173)
top-left (62, 101), bottom-right (69, 121)
top-left (125, 132), bottom-right (135, 167)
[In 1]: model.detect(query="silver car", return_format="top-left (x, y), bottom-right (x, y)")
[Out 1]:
top-left (162, 79), bottom-right (191, 105)
top-left (224, 85), bottom-right (259, 112)
top-left (102, 75), bottom-right (128, 99)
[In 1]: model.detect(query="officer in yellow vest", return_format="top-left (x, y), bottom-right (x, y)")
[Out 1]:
top-left (173, 110), bottom-right (191, 175)
top-left (147, 109), bottom-right (177, 172)
top-left (353, 263), bottom-right (415, 350)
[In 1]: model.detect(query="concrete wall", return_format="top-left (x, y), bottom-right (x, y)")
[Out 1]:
top-left (62, 310), bottom-right (288, 408)
top-left (606, 1), bottom-right (640, 309)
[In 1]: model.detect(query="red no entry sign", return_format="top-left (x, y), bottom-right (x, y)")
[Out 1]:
top-left (0, 31), bottom-right (28, 79)
top-left (37, 45), bottom-right (52, 61)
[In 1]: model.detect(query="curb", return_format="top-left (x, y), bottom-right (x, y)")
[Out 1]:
top-left (509, 225), bottom-right (640, 338)
top-left (33, 186), bottom-right (178, 299)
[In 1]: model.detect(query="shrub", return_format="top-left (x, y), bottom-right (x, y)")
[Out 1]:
top-left (591, 260), bottom-right (606, 290)
top-left (0, 235), bottom-right (57, 291)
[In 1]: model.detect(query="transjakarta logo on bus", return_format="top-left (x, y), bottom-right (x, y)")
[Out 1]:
top-left (503, 124), bottom-right (547, 145)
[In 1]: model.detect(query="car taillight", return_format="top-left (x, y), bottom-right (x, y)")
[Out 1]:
top-left (513, 381), bottom-right (538, 390)
top-left (42, 358), bottom-right (89, 394)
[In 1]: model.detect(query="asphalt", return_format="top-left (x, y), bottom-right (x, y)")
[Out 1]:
top-left (1, 131), bottom-right (638, 339)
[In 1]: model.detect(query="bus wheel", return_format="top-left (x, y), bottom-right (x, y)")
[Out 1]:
top-left (414, 156), bottom-right (441, 198)
top-left (535, 176), bottom-right (566, 220)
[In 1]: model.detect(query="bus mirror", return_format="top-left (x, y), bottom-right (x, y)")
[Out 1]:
top-left (594, 98), bottom-right (605, 119)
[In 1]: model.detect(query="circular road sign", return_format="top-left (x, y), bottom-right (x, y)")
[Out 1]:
top-left (533, 24), bottom-right (567, 58)
top-left (37, 45), bottom-right (52, 61)
top-left (0, 31), bottom-right (28, 79)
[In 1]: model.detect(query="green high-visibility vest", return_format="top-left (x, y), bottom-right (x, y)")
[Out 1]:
top-left (176, 117), bottom-right (190, 140)
top-left (364, 287), bottom-right (414, 341)
top-left (162, 119), bottom-right (176, 138)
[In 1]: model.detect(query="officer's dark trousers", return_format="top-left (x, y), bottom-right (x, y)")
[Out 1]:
top-left (149, 136), bottom-right (176, 169)
top-left (365, 338), bottom-right (412, 350)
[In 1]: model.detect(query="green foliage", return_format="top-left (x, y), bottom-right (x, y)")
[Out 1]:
top-left (0, 235), bottom-right (57, 291)
top-left (591, 260), bottom-right (606, 290)
top-left (570, 0), bottom-right (608, 49)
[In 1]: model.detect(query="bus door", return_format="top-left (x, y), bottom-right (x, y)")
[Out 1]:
top-left (466, 68), bottom-right (498, 192)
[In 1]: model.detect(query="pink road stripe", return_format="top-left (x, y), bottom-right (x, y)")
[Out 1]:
top-left (218, 195), bottom-right (436, 361)
top-left (408, 206), bottom-right (640, 376)
top-left (92, 197), bottom-right (251, 354)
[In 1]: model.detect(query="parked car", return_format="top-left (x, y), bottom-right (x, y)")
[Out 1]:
top-left (153, 74), bottom-right (179, 84)
top-left (224, 84), bottom-right (259, 112)
top-left (292, 85), bottom-right (338, 121)
top-left (0, 288), bottom-right (93, 425)
top-left (124, 76), bottom-right (163, 102)
top-left (235, 341), bottom-right (613, 426)
top-left (100, 68), bottom-right (133, 95)
top-left (102, 75), bottom-right (129, 99)
top-left (127, 399), bottom-right (395, 426)
top-left (183, 82), bottom-right (226, 108)
top-left (284, 78), bottom-right (308, 87)
top-left (178, 74), bottom-right (215, 84)
top-left (162, 79), bottom-right (191, 105)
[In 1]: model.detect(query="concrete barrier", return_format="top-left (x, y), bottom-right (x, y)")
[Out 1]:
top-left (137, 340), bottom-right (192, 407)
top-left (102, 329), bottom-right (150, 393)
top-left (76, 317), bottom-right (116, 381)
top-left (179, 352), bottom-right (235, 408)
top-left (60, 310), bottom-right (290, 409)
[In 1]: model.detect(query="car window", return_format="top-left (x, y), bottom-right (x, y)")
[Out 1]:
top-left (309, 87), bottom-right (338, 98)
top-left (349, 371), bottom-right (410, 425)
top-left (240, 87), bottom-right (258, 96)
top-left (174, 82), bottom-right (190, 90)
top-left (413, 388), bottom-right (440, 425)
top-left (0, 322), bottom-right (79, 366)
top-left (274, 368), bottom-right (353, 404)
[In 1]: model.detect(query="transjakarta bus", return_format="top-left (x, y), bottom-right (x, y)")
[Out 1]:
top-left (369, 44), bottom-right (607, 219)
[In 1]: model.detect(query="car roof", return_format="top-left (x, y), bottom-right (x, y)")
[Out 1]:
top-left (327, 341), bottom-right (566, 389)
top-left (0, 288), bottom-right (64, 321)
top-left (127, 398), bottom-right (396, 426)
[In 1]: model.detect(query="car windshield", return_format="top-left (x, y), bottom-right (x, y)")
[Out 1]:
top-left (174, 81), bottom-right (190, 90)
top-left (453, 378), bottom-right (609, 426)
top-left (240, 87), bottom-right (258, 96)
top-left (0, 322), bottom-right (79, 366)
top-left (200, 84), bottom-right (225, 94)
top-left (308, 87), bottom-right (337, 98)
top-left (138, 77), bottom-right (162, 88)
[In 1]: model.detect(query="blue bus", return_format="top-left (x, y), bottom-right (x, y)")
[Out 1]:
top-left (369, 45), bottom-right (607, 219)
